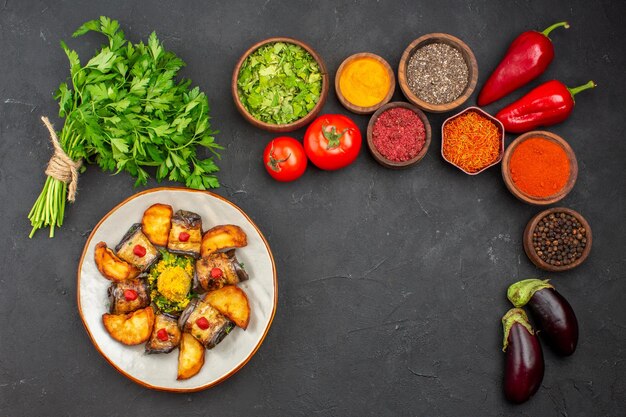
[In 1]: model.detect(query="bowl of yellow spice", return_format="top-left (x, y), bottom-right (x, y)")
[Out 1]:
top-left (335, 53), bottom-right (395, 114)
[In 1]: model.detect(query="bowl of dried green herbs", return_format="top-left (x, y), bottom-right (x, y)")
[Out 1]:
top-left (232, 37), bottom-right (329, 132)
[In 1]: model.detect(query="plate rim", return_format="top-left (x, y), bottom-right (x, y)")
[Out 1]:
top-left (76, 186), bottom-right (278, 392)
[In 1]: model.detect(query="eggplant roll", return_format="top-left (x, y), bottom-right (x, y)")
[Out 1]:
top-left (167, 210), bottom-right (203, 258)
top-left (107, 278), bottom-right (150, 314)
top-left (145, 313), bottom-right (182, 354)
top-left (178, 298), bottom-right (234, 349)
top-left (194, 250), bottom-right (249, 293)
top-left (115, 223), bottom-right (160, 271)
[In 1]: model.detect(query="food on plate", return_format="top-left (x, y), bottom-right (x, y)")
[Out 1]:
top-left (338, 55), bottom-right (392, 108)
top-left (371, 106), bottom-right (426, 163)
top-left (102, 306), bottom-right (155, 346)
top-left (495, 80), bottom-right (596, 133)
top-left (406, 42), bottom-right (468, 105)
top-left (442, 109), bottom-right (502, 174)
top-left (28, 16), bottom-right (221, 238)
top-left (177, 333), bottom-right (205, 380)
top-left (115, 224), bottom-right (160, 271)
top-left (94, 242), bottom-right (140, 282)
top-left (304, 114), bottom-right (362, 170)
top-left (200, 224), bottom-right (248, 257)
top-left (195, 251), bottom-right (248, 292)
top-left (501, 308), bottom-right (544, 404)
top-left (148, 251), bottom-right (195, 314)
top-left (145, 313), bottom-right (182, 354)
top-left (263, 137), bottom-right (308, 182)
top-left (93, 203), bottom-right (254, 380)
top-left (478, 22), bottom-right (570, 106)
top-left (178, 298), bottom-right (234, 348)
top-left (236, 41), bottom-right (322, 125)
top-left (168, 210), bottom-right (203, 257)
top-left (507, 279), bottom-right (578, 356)
top-left (142, 204), bottom-right (173, 247)
top-left (107, 278), bottom-right (150, 314)
top-left (205, 285), bottom-right (251, 330)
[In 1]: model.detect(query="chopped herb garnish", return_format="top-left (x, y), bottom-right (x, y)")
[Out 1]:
top-left (237, 42), bottom-right (322, 125)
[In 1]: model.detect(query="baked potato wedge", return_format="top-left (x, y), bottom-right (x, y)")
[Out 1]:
top-left (102, 306), bottom-right (155, 345)
top-left (200, 225), bottom-right (247, 257)
top-left (141, 203), bottom-right (173, 247)
top-left (94, 242), bottom-right (140, 282)
top-left (177, 332), bottom-right (205, 380)
top-left (204, 285), bottom-right (250, 330)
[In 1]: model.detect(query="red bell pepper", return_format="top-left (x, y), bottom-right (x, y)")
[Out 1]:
top-left (478, 21), bottom-right (569, 107)
top-left (495, 80), bottom-right (596, 133)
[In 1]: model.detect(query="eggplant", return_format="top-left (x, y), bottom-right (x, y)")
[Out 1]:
top-left (508, 278), bottom-right (578, 356)
top-left (502, 308), bottom-right (544, 404)
top-left (178, 298), bottom-right (234, 349)
top-left (145, 313), bottom-right (182, 354)
top-left (107, 278), bottom-right (150, 314)
top-left (115, 224), bottom-right (160, 271)
top-left (167, 210), bottom-right (203, 258)
top-left (194, 250), bottom-right (249, 293)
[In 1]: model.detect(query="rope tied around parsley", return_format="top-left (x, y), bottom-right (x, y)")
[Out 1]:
top-left (41, 116), bottom-right (82, 202)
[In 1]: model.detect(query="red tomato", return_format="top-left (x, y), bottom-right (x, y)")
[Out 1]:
top-left (133, 244), bottom-right (146, 257)
top-left (304, 114), bottom-right (361, 170)
top-left (263, 137), bottom-right (308, 182)
top-left (123, 289), bottom-right (138, 301)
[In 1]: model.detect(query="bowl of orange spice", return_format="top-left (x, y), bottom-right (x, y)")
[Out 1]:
top-left (441, 107), bottom-right (504, 175)
top-left (502, 131), bottom-right (578, 205)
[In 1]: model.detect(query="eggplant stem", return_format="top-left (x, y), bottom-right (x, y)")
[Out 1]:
top-left (507, 278), bottom-right (554, 308)
top-left (502, 308), bottom-right (534, 352)
top-left (541, 21), bottom-right (570, 37)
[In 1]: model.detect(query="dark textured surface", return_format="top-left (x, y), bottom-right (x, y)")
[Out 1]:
top-left (1, 1), bottom-right (625, 415)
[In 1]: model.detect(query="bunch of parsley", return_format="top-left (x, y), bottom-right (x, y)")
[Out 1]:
top-left (237, 42), bottom-right (322, 124)
top-left (29, 17), bottom-right (221, 237)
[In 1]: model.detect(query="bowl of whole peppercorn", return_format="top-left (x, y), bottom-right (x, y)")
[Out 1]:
top-left (523, 207), bottom-right (592, 272)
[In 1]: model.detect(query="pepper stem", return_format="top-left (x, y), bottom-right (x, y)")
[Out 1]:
top-left (502, 308), bottom-right (534, 352)
top-left (541, 21), bottom-right (570, 37)
top-left (507, 278), bottom-right (554, 307)
top-left (568, 80), bottom-right (597, 98)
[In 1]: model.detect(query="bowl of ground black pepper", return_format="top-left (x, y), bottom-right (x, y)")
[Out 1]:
top-left (366, 102), bottom-right (431, 169)
top-left (523, 207), bottom-right (592, 272)
top-left (502, 131), bottom-right (578, 205)
top-left (398, 33), bottom-right (478, 113)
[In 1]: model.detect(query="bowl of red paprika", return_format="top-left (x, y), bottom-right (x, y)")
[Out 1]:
top-left (501, 131), bottom-right (578, 205)
top-left (366, 102), bottom-right (432, 169)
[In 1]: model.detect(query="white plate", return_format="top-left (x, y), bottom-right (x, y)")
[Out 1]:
top-left (77, 187), bottom-right (277, 392)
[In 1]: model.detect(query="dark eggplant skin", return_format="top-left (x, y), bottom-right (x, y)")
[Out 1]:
top-left (107, 278), bottom-right (150, 314)
top-left (145, 313), bottom-right (182, 354)
top-left (194, 250), bottom-right (249, 293)
top-left (508, 279), bottom-right (578, 356)
top-left (502, 308), bottom-right (544, 404)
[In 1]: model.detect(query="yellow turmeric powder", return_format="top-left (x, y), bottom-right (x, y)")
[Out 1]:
top-left (339, 57), bottom-right (391, 107)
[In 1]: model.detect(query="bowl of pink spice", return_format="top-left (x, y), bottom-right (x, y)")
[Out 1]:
top-left (366, 102), bottom-right (431, 169)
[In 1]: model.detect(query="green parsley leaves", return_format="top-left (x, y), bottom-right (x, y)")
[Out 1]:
top-left (29, 17), bottom-right (221, 237)
top-left (59, 16), bottom-right (221, 189)
top-left (237, 42), bottom-right (322, 125)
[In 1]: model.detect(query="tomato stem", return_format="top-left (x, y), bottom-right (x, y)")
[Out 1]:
top-left (322, 124), bottom-right (348, 149)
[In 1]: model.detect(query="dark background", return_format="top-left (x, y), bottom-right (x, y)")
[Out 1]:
top-left (1, 0), bottom-right (624, 416)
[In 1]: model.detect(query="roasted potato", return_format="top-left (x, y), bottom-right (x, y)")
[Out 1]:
top-left (204, 285), bottom-right (250, 330)
top-left (177, 332), bottom-right (205, 380)
top-left (200, 225), bottom-right (248, 257)
top-left (102, 306), bottom-right (155, 345)
top-left (94, 242), bottom-right (140, 282)
top-left (141, 204), bottom-right (173, 247)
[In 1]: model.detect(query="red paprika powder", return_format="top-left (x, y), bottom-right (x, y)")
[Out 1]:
top-left (509, 137), bottom-right (570, 197)
top-left (371, 107), bottom-right (425, 162)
